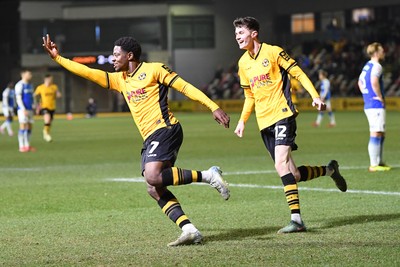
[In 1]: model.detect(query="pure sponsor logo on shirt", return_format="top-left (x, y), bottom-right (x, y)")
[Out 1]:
top-left (250, 73), bottom-right (272, 88)
top-left (126, 88), bottom-right (148, 102)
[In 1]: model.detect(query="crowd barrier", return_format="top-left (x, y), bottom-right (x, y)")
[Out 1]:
top-left (169, 97), bottom-right (400, 112)
top-left (1, 97), bottom-right (399, 116)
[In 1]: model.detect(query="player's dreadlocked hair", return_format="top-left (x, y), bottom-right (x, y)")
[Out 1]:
top-left (114, 37), bottom-right (142, 61)
top-left (233, 16), bottom-right (260, 33)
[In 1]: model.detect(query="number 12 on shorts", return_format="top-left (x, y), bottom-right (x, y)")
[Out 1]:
top-left (275, 125), bottom-right (287, 140)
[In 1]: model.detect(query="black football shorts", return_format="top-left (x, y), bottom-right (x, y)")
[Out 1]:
top-left (141, 123), bottom-right (183, 175)
top-left (40, 108), bottom-right (55, 119)
top-left (260, 115), bottom-right (298, 161)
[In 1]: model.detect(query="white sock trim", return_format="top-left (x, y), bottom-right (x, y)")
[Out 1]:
top-left (182, 223), bottom-right (198, 234)
top-left (201, 170), bottom-right (212, 183)
top-left (291, 213), bottom-right (302, 224)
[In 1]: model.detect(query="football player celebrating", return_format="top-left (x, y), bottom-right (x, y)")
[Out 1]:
top-left (233, 17), bottom-right (347, 233)
top-left (43, 34), bottom-right (230, 246)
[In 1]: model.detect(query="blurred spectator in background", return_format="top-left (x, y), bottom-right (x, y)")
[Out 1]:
top-left (204, 64), bottom-right (242, 99)
top-left (204, 18), bottom-right (400, 100)
top-left (313, 70), bottom-right (336, 127)
top-left (86, 98), bottom-right (97, 118)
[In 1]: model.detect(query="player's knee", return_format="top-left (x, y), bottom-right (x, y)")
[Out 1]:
top-left (144, 170), bottom-right (162, 187)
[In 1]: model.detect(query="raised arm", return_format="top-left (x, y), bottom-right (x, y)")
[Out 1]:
top-left (42, 34), bottom-right (110, 89)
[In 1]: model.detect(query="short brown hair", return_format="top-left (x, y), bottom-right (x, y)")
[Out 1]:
top-left (233, 16), bottom-right (260, 32)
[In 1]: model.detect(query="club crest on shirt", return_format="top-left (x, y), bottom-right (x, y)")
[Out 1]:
top-left (262, 58), bottom-right (269, 67)
top-left (138, 72), bottom-right (146, 80)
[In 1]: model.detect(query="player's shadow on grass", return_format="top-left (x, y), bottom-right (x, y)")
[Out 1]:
top-left (205, 226), bottom-right (279, 242)
top-left (316, 213), bottom-right (400, 230)
top-left (203, 213), bottom-right (400, 241)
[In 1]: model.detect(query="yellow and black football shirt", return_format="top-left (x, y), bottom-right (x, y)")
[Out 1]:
top-left (238, 43), bottom-right (320, 130)
top-left (54, 55), bottom-right (219, 140)
top-left (34, 83), bottom-right (59, 110)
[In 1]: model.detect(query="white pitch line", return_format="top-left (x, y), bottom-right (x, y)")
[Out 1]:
top-left (107, 178), bottom-right (400, 196)
top-left (4, 164), bottom-right (400, 173)
top-left (223, 164), bottom-right (400, 175)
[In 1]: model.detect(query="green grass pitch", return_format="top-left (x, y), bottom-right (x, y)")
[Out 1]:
top-left (0, 111), bottom-right (399, 266)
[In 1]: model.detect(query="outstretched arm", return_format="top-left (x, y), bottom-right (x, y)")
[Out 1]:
top-left (171, 77), bottom-right (230, 128)
top-left (42, 34), bottom-right (110, 89)
top-left (276, 47), bottom-right (326, 111)
top-left (289, 67), bottom-right (326, 111)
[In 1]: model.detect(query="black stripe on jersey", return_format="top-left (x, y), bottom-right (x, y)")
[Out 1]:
top-left (105, 72), bottom-right (110, 89)
top-left (168, 74), bottom-right (180, 88)
top-left (241, 84), bottom-right (251, 89)
top-left (280, 66), bottom-right (297, 115)
top-left (158, 83), bottom-right (172, 126)
top-left (248, 43), bottom-right (263, 60)
top-left (286, 62), bottom-right (298, 73)
top-left (128, 63), bottom-right (143, 77)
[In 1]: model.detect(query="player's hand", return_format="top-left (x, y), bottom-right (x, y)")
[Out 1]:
top-left (213, 108), bottom-right (230, 128)
top-left (24, 110), bottom-right (29, 116)
top-left (372, 96), bottom-right (385, 107)
top-left (42, 34), bottom-right (59, 59)
top-left (234, 120), bottom-right (245, 138)
top-left (312, 97), bottom-right (326, 111)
